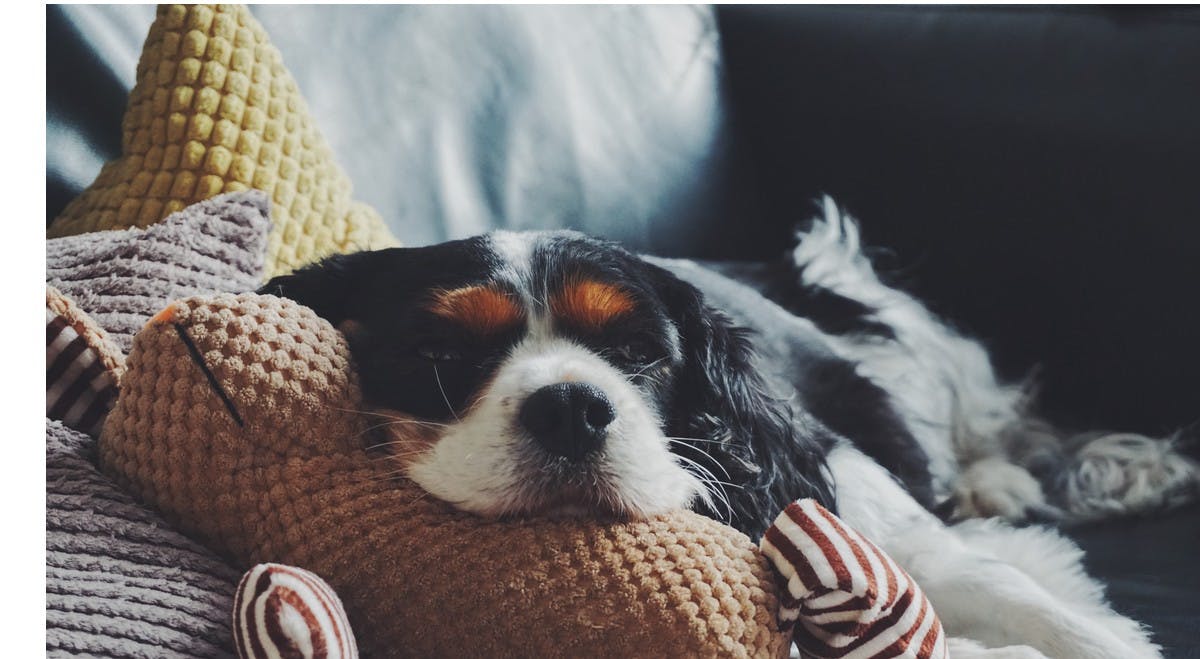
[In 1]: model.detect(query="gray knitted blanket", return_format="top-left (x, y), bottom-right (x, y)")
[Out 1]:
top-left (47, 419), bottom-right (239, 658)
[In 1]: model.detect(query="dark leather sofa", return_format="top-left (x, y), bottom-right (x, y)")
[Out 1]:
top-left (704, 7), bottom-right (1199, 656)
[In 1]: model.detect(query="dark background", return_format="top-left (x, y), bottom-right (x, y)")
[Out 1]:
top-left (48, 5), bottom-right (1200, 437)
top-left (705, 5), bottom-right (1200, 437)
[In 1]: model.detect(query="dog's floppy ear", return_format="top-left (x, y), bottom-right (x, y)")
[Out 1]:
top-left (258, 251), bottom-right (375, 325)
top-left (647, 265), bottom-right (836, 539)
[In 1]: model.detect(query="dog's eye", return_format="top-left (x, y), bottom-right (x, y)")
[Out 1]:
top-left (613, 339), bottom-right (657, 366)
top-left (415, 343), bottom-right (463, 362)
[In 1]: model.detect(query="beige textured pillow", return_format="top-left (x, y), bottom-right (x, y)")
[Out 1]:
top-left (101, 292), bottom-right (792, 658)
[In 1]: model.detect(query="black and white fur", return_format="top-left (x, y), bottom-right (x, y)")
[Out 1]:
top-left (264, 200), bottom-right (1197, 658)
top-left (776, 197), bottom-right (1197, 526)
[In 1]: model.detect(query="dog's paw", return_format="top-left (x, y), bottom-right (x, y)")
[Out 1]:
top-left (951, 458), bottom-right (1053, 522)
top-left (1062, 432), bottom-right (1200, 521)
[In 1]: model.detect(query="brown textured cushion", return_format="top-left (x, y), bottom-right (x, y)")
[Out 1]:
top-left (47, 419), bottom-right (240, 658)
top-left (47, 190), bottom-right (270, 353)
top-left (100, 293), bottom-right (792, 658)
top-left (46, 4), bottom-right (397, 278)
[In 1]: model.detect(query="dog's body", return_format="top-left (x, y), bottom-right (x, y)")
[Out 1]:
top-left (264, 199), bottom-right (1197, 658)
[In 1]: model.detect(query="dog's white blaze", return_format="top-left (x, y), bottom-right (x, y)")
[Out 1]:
top-left (405, 336), bottom-right (702, 518)
top-left (488, 230), bottom-right (537, 298)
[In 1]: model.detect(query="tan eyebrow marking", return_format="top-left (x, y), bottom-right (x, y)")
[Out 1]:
top-left (550, 278), bottom-right (636, 331)
top-left (427, 285), bottom-right (524, 335)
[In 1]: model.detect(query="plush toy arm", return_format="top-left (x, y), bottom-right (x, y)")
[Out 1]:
top-left (233, 564), bottom-right (359, 659)
top-left (760, 499), bottom-right (948, 659)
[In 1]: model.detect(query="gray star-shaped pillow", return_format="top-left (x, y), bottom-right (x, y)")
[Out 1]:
top-left (47, 191), bottom-right (271, 353)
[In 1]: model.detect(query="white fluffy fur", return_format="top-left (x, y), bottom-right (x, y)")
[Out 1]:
top-left (792, 197), bottom-right (1199, 523)
top-left (792, 197), bottom-right (1029, 501)
top-left (1062, 432), bottom-right (1200, 521)
top-left (827, 445), bottom-right (1160, 658)
top-left (952, 458), bottom-right (1048, 520)
top-left (789, 197), bottom-right (1200, 657)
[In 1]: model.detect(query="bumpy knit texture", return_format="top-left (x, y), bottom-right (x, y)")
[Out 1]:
top-left (47, 419), bottom-right (240, 658)
top-left (47, 190), bottom-right (270, 353)
top-left (100, 293), bottom-right (793, 658)
top-left (46, 287), bottom-right (125, 437)
top-left (47, 4), bottom-right (398, 277)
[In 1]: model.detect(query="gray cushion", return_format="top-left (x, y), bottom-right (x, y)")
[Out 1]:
top-left (47, 419), bottom-right (239, 658)
top-left (46, 191), bottom-right (270, 353)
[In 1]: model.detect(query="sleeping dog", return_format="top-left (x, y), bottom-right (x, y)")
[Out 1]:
top-left (263, 199), bottom-right (1196, 658)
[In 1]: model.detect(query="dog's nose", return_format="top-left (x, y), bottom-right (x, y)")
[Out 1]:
top-left (519, 383), bottom-right (615, 461)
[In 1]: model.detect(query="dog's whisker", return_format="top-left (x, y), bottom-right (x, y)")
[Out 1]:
top-left (327, 404), bottom-right (402, 418)
top-left (357, 418), bottom-right (450, 437)
top-left (627, 357), bottom-right (668, 381)
top-left (326, 403), bottom-right (453, 428)
top-left (626, 372), bottom-right (667, 388)
top-left (408, 489), bottom-right (432, 505)
top-left (368, 414), bottom-right (451, 428)
top-left (664, 435), bottom-right (728, 445)
top-left (367, 466), bottom-right (422, 482)
top-left (665, 439), bottom-right (735, 479)
top-left (432, 363), bottom-right (461, 423)
top-left (665, 441), bottom-right (735, 484)
top-left (672, 450), bottom-right (741, 492)
top-left (672, 451), bottom-right (734, 522)
top-left (363, 441), bottom-right (435, 455)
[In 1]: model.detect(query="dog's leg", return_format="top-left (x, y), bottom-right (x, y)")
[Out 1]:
top-left (786, 198), bottom-right (1034, 511)
top-left (949, 517), bottom-right (1159, 655)
top-left (826, 445), bottom-right (1161, 659)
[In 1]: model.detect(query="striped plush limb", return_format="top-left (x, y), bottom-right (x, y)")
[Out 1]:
top-left (46, 287), bottom-right (124, 437)
top-left (233, 564), bottom-right (358, 659)
top-left (761, 499), bottom-right (948, 659)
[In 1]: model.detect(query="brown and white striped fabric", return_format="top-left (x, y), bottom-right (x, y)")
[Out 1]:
top-left (761, 499), bottom-right (948, 659)
top-left (234, 564), bottom-right (358, 659)
top-left (46, 287), bottom-right (124, 437)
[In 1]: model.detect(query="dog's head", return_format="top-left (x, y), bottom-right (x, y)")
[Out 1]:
top-left (263, 231), bottom-right (832, 537)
